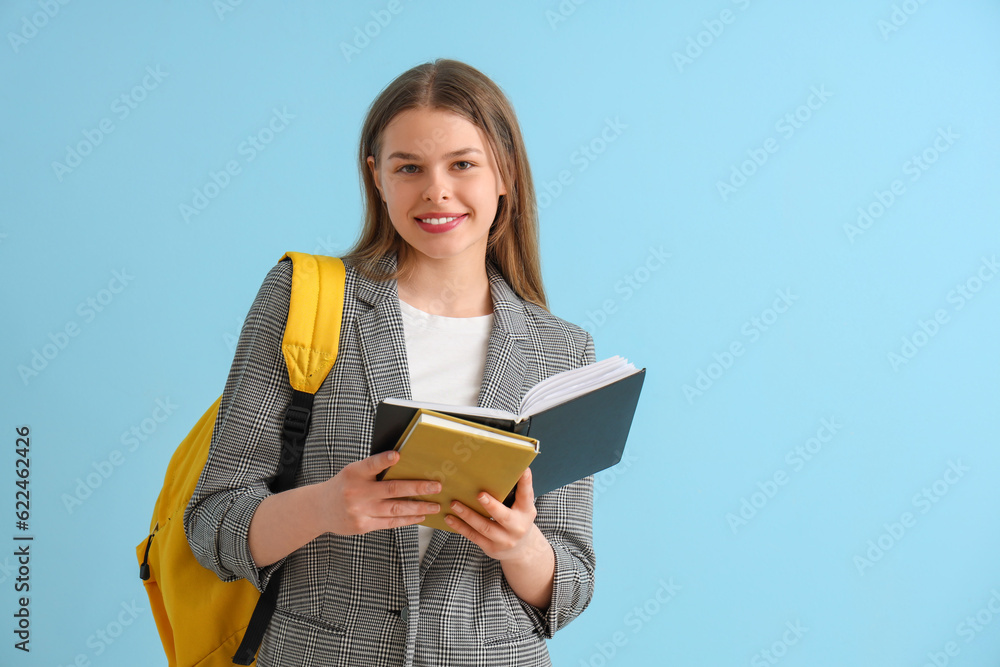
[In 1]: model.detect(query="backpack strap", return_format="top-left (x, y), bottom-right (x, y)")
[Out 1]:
top-left (233, 252), bottom-right (346, 665)
top-left (281, 252), bottom-right (346, 394)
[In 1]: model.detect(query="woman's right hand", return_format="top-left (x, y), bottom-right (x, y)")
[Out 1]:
top-left (317, 450), bottom-right (442, 535)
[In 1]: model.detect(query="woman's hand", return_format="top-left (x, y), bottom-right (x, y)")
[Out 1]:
top-left (444, 467), bottom-right (555, 609)
top-left (317, 450), bottom-right (442, 536)
top-left (443, 467), bottom-right (541, 561)
top-left (249, 450), bottom-right (440, 567)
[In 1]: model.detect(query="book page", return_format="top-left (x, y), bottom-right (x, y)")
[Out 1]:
top-left (519, 356), bottom-right (639, 416)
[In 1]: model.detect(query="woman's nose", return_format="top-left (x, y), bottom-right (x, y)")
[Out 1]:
top-left (422, 172), bottom-right (451, 201)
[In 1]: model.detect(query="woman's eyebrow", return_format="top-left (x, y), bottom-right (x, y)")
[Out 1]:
top-left (387, 147), bottom-right (484, 161)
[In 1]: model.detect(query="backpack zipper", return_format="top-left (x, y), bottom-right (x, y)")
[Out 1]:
top-left (139, 522), bottom-right (158, 581)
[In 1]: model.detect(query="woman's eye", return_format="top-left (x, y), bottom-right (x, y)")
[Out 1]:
top-left (399, 164), bottom-right (418, 174)
top-left (455, 160), bottom-right (473, 170)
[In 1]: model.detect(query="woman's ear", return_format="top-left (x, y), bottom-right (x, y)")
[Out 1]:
top-left (366, 155), bottom-right (384, 201)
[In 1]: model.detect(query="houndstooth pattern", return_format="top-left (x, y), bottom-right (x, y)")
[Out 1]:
top-left (184, 251), bottom-right (596, 666)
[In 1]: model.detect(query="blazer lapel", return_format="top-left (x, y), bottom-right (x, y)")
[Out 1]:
top-left (476, 260), bottom-right (532, 414)
top-left (355, 252), bottom-right (412, 413)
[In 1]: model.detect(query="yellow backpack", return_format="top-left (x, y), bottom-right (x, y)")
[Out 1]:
top-left (136, 252), bottom-right (346, 666)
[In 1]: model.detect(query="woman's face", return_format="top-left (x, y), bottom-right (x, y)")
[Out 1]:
top-left (368, 107), bottom-right (507, 272)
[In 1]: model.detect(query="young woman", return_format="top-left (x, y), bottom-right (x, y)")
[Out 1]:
top-left (185, 58), bottom-right (596, 666)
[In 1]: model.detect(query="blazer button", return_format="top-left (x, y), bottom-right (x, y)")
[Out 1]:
top-left (399, 606), bottom-right (410, 622)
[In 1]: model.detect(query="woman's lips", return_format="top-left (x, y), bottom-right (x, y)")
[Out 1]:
top-left (415, 213), bottom-right (467, 233)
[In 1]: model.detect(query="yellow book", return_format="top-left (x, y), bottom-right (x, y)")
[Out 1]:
top-left (380, 408), bottom-right (539, 532)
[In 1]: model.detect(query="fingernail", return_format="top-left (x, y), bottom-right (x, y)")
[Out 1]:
top-left (479, 494), bottom-right (489, 504)
top-left (452, 502), bottom-right (462, 513)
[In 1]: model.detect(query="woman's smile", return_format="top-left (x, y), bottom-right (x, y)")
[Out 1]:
top-left (415, 213), bottom-right (468, 233)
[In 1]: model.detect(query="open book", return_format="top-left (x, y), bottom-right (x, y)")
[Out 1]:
top-left (372, 356), bottom-right (645, 499)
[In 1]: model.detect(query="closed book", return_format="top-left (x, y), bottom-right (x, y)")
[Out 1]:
top-left (372, 356), bottom-right (645, 498)
top-left (380, 408), bottom-right (539, 532)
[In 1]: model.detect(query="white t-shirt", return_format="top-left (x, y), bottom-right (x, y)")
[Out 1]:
top-left (397, 297), bottom-right (494, 563)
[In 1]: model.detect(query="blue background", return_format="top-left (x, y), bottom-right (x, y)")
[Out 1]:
top-left (3, 1), bottom-right (999, 665)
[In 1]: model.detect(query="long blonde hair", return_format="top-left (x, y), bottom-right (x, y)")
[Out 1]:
top-left (342, 58), bottom-right (547, 310)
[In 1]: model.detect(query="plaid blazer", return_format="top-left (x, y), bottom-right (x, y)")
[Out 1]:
top-left (184, 251), bottom-right (596, 666)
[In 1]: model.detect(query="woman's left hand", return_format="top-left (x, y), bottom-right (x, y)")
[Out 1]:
top-left (444, 467), bottom-right (548, 564)
top-left (446, 467), bottom-right (556, 609)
